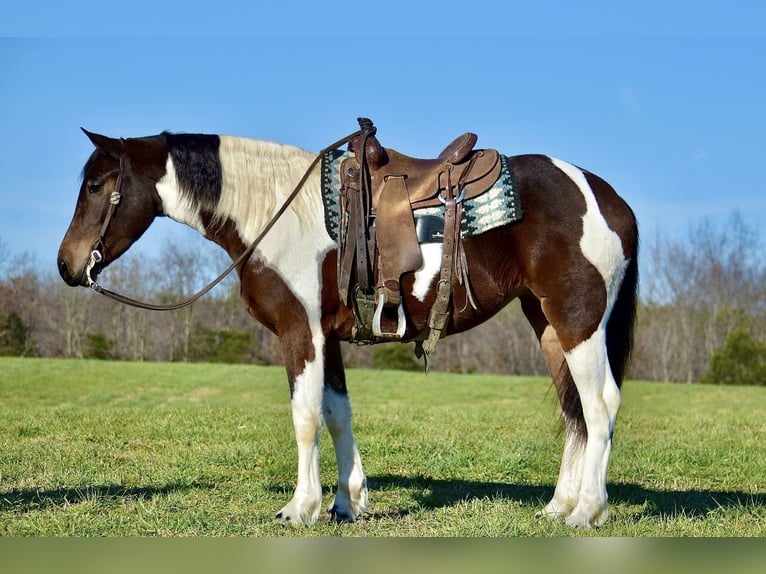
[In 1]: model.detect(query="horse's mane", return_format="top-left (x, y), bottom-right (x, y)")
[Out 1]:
top-left (213, 136), bottom-right (321, 238)
top-left (163, 132), bottom-right (321, 238)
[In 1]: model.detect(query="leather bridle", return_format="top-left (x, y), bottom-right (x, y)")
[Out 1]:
top-left (84, 138), bottom-right (127, 288)
top-left (83, 128), bottom-right (363, 311)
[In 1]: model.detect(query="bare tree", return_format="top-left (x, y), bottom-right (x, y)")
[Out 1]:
top-left (635, 212), bottom-right (765, 382)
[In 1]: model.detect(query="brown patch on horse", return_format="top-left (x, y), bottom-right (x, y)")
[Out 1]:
top-left (200, 214), bottom-right (316, 394)
top-left (319, 249), bottom-right (356, 341)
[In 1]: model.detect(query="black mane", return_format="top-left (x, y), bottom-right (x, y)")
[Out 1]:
top-left (163, 132), bottom-right (222, 213)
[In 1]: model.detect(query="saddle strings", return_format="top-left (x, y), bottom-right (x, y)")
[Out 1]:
top-left (453, 153), bottom-right (479, 312)
top-left (90, 128), bottom-right (364, 311)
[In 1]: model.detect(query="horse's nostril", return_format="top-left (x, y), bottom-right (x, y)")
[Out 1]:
top-left (57, 257), bottom-right (69, 281)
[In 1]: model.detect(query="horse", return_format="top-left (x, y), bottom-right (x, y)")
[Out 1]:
top-left (57, 125), bottom-right (638, 528)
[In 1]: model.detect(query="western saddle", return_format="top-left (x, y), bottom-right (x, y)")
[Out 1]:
top-left (338, 118), bottom-right (501, 363)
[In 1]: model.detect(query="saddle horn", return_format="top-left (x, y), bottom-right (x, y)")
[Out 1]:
top-left (352, 117), bottom-right (387, 170)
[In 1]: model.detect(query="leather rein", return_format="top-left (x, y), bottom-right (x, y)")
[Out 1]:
top-left (85, 128), bottom-right (365, 312)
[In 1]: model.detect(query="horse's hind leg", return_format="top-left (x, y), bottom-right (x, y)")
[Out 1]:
top-left (520, 293), bottom-right (585, 520)
top-left (522, 277), bottom-right (623, 528)
top-left (322, 338), bottom-right (368, 521)
top-left (561, 325), bottom-right (621, 528)
top-left (537, 283), bottom-right (623, 528)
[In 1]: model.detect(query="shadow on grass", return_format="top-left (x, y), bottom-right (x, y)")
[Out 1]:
top-left (366, 474), bottom-right (765, 520)
top-left (0, 482), bottom-right (209, 513)
top-left (608, 483), bottom-right (765, 519)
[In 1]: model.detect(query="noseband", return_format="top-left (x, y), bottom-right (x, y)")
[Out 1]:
top-left (85, 138), bottom-right (126, 287)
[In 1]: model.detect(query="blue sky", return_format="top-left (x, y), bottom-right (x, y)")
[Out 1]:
top-left (1, 3), bottom-right (765, 274)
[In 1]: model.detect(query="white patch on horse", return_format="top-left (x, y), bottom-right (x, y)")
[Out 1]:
top-left (562, 329), bottom-right (619, 527)
top-left (156, 157), bottom-right (205, 233)
top-left (549, 157), bottom-right (628, 310)
top-left (215, 136), bottom-right (333, 313)
top-left (411, 243), bottom-right (442, 301)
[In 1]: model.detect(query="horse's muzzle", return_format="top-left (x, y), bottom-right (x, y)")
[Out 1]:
top-left (57, 256), bottom-right (92, 287)
top-left (57, 257), bottom-right (78, 286)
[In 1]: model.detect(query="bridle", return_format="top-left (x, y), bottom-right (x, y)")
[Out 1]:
top-left (84, 127), bottom-right (365, 311)
top-left (84, 138), bottom-right (126, 289)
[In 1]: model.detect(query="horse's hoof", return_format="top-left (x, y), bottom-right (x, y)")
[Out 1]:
top-left (275, 498), bottom-right (320, 525)
top-left (274, 510), bottom-right (301, 526)
top-left (535, 499), bottom-right (573, 521)
top-left (563, 513), bottom-right (593, 529)
top-left (328, 505), bottom-right (358, 523)
top-left (563, 504), bottom-right (608, 529)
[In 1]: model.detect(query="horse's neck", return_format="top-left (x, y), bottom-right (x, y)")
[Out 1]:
top-left (158, 136), bottom-right (322, 246)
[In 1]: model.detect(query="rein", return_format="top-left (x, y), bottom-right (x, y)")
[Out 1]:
top-left (87, 128), bottom-right (364, 311)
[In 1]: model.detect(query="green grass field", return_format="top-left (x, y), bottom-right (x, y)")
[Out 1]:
top-left (0, 358), bottom-right (764, 536)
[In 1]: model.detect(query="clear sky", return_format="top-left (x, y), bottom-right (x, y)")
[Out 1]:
top-left (1, 2), bottom-right (765, 274)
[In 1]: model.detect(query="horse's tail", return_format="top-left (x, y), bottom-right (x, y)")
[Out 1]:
top-left (606, 230), bottom-right (639, 389)
top-left (560, 221), bottom-right (639, 441)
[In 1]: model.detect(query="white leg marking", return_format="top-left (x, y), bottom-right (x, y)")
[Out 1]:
top-left (562, 330), bottom-right (612, 528)
top-left (276, 357), bottom-right (325, 525)
top-left (323, 387), bottom-right (368, 521)
top-left (537, 422), bottom-right (584, 520)
top-left (411, 243), bottom-right (442, 301)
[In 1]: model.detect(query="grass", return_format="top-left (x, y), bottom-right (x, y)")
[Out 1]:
top-left (0, 357), bottom-right (764, 536)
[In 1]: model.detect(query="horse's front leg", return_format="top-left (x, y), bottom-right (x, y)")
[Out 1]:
top-left (323, 338), bottom-right (367, 521)
top-left (275, 331), bottom-right (326, 525)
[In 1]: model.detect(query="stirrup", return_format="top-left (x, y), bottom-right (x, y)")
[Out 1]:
top-left (372, 291), bottom-right (406, 339)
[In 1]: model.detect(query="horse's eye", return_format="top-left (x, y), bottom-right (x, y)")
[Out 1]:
top-left (88, 183), bottom-right (103, 194)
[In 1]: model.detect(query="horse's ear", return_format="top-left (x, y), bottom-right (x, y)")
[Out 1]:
top-left (81, 128), bottom-right (122, 160)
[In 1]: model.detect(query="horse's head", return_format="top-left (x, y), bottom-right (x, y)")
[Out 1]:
top-left (57, 129), bottom-right (166, 287)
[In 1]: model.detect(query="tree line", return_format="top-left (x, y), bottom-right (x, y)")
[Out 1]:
top-left (1, 212), bottom-right (764, 384)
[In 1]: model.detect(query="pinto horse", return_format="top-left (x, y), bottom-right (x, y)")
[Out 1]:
top-left (57, 126), bottom-right (638, 528)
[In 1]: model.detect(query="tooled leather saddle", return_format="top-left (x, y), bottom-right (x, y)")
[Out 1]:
top-left (337, 118), bottom-right (501, 361)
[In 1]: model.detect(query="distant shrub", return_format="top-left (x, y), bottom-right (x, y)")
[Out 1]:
top-left (372, 343), bottom-right (422, 372)
top-left (701, 327), bottom-right (766, 386)
top-left (188, 324), bottom-right (258, 364)
top-left (0, 312), bottom-right (29, 356)
top-left (84, 333), bottom-right (114, 360)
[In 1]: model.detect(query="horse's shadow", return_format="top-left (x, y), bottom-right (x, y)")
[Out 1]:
top-left (0, 482), bottom-right (206, 514)
top-left (5, 478), bottom-right (762, 523)
top-left (364, 474), bottom-right (765, 520)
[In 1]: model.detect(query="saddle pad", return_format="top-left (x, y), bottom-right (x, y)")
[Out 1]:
top-left (320, 150), bottom-right (523, 242)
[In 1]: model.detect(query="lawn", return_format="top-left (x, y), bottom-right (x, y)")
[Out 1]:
top-left (0, 358), bottom-right (764, 536)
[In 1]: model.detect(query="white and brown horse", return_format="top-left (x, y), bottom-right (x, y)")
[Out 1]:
top-left (58, 127), bottom-right (638, 528)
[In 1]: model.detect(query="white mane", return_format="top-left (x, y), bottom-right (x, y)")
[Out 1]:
top-left (213, 136), bottom-right (322, 240)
